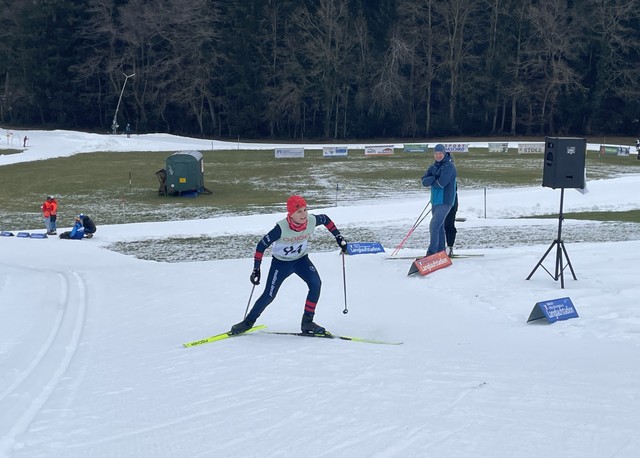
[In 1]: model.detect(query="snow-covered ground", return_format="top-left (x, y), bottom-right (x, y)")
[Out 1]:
top-left (1, 129), bottom-right (640, 457)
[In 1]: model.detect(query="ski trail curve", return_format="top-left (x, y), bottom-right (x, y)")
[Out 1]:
top-left (0, 270), bottom-right (87, 457)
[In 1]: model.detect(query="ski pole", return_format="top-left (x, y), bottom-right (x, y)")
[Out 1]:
top-left (243, 284), bottom-right (256, 319)
top-left (341, 251), bottom-right (348, 314)
top-left (391, 201), bottom-right (431, 256)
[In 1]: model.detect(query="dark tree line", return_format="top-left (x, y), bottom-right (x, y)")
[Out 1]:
top-left (2, 0), bottom-right (640, 139)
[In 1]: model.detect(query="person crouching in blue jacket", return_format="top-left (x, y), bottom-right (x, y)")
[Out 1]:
top-left (67, 218), bottom-right (85, 239)
top-left (421, 144), bottom-right (457, 256)
top-left (59, 214), bottom-right (96, 239)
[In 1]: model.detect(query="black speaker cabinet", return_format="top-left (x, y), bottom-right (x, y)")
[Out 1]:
top-left (542, 137), bottom-right (586, 189)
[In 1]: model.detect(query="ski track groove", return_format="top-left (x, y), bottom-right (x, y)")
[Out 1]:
top-left (0, 270), bottom-right (87, 457)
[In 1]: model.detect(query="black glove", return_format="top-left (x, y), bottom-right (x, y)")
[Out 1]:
top-left (335, 235), bottom-right (348, 253)
top-left (250, 268), bottom-right (261, 285)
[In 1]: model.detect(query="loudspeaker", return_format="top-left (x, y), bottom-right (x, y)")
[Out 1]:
top-left (542, 137), bottom-right (586, 189)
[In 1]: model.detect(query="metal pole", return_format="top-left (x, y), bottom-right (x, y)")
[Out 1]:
top-left (243, 284), bottom-right (256, 319)
top-left (484, 188), bottom-right (487, 218)
top-left (111, 72), bottom-right (135, 134)
top-left (341, 252), bottom-right (348, 314)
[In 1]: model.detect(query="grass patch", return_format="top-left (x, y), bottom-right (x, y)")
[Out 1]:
top-left (0, 148), bottom-right (23, 155)
top-left (1, 147), bottom-right (639, 231)
top-left (534, 210), bottom-right (640, 222)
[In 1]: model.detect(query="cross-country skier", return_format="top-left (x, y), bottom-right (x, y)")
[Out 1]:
top-left (229, 195), bottom-right (347, 336)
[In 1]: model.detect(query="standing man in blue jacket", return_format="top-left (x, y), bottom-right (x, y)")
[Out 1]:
top-left (421, 144), bottom-right (457, 256)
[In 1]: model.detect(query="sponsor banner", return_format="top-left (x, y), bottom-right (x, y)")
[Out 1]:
top-left (517, 143), bottom-right (545, 154)
top-left (346, 242), bottom-right (385, 255)
top-left (0, 231), bottom-right (14, 237)
top-left (488, 142), bottom-right (509, 153)
top-left (600, 145), bottom-right (630, 156)
top-left (444, 143), bottom-right (469, 153)
top-left (527, 297), bottom-right (579, 324)
top-left (275, 147), bottom-right (304, 159)
top-left (413, 251), bottom-right (452, 276)
top-left (365, 145), bottom-right (395, 156)
top-left (403, 144), bottom-right (428, 153)
top-left (322, 146), bottom-right (348, 157)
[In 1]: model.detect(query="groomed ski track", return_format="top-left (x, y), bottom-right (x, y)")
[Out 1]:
top-left (0, 266), bottom-right (86, 456)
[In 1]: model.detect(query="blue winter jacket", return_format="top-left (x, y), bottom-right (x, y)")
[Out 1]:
top-left (421, 152), bottom-right (457, 206)
top-left (69, 221), bottom-right (85, 239)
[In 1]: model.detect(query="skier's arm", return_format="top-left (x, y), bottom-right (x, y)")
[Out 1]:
top-left (313, 214), bottom-right (342, 237)
top-left (253, 225), bottom-right (282, 269)
top-left (314, 214), bottom-right (347, 252)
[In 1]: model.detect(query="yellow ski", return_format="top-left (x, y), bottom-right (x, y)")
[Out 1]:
top-left (183, 324), bottom-right (266, 348)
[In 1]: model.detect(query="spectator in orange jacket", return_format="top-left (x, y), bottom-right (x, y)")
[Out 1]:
top-left (41, 196), bottom-right (58, 235)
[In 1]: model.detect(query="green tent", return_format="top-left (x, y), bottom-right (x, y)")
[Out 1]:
top-left (165, 150), bottom-right (205, 195)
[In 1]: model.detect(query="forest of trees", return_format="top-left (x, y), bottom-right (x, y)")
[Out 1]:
top-left (1, 0), bottom-right (640, 140)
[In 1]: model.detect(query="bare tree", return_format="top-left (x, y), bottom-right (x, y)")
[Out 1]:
top-left (433, 0), bottom-right (483, 129)
top-left (369, 27), bottom-right (412, 119)
top-left (396, 0), bottom-right (439, 136)
top-left (292, 0), bottom-right (357, 138)
top-left (523, 0), bottom-right (586, 134)
top-left (582, 0), bottom-right (640, 133)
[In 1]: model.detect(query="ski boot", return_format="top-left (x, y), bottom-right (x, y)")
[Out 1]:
top-left (229, 317), bottom-right (255, 335)
top-left (447, 246), bottom-right (454, 257)
top-left (301, 313), bottom-right (327, 335)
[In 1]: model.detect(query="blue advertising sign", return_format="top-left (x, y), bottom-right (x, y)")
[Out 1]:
top-left (527, 297), bottom-right (579, 323)
top-left (346, 242), bottom-right (385, 255)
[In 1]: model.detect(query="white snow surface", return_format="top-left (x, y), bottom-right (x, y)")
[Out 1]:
top-left (1, 129), bottom-right (640, 457)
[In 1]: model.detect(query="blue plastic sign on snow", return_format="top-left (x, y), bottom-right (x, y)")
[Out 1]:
top-left (346, 242), bottom-right (385, 255)
top-left (527, 297), bottom-right (579, 324)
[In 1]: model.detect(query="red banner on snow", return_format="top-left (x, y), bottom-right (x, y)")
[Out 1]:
top-left (411, 251), bottom-right (452, 276)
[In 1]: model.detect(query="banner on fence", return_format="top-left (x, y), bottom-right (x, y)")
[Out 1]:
top-left (488, 142), bottom-right (509, 153)
top-left (322, 146), bottom-right (348, 157)
top-left (403, 144), bottom-right (428, 153)
top-left (444, 143), bottom-right (469, 153)
top-left (365, 145), bottom-right (395, 156)
top-left (275, 148), bottom-right (304, 159)
top-left (517, 143), bottom-right (545, 154)
top-left (599, 145), bottom-right (630, 156)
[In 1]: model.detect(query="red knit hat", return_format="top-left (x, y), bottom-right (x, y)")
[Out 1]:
top-left (287, 195), bottom-right (307, 215)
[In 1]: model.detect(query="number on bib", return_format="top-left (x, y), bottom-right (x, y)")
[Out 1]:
top-left (283, 244), bottom-right (303, 256)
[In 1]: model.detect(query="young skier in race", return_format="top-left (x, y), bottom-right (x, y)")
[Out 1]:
top-left (229, 195), bottom-right (348, 336)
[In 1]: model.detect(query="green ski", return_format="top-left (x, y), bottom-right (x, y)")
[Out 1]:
top-left (183, 324), bottom-right (266, 347)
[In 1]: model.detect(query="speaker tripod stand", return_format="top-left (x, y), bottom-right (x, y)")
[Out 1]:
top-left (526, 188), bottom-right (577, 288)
